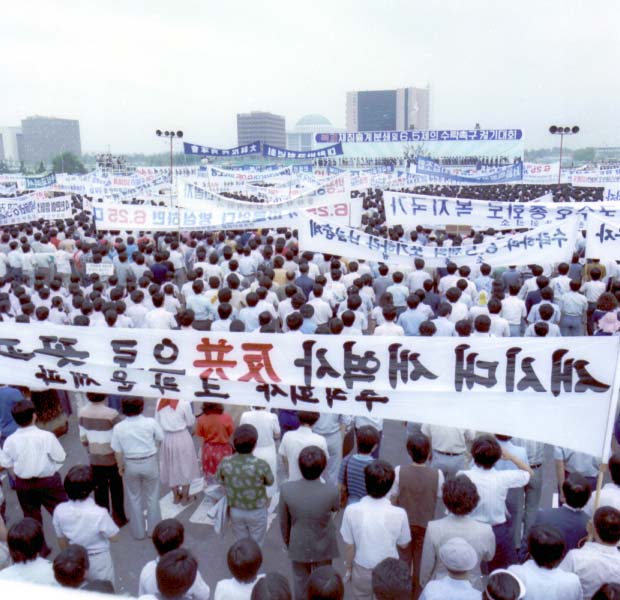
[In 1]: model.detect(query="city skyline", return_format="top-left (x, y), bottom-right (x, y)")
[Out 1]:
top-left (1, 0), bottom-right (618, 155)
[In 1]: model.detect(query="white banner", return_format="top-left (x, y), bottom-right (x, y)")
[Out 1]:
top-left (299, 214), bottom-right (577, 268)
top-left (522, 162), bottom-right (561, 184)
top-left (85, 262), bottom-right (115, 276)
top-left (0, 195), bottom-right (72, 226)
top-left (586, 213), bottom-right (620, 259)
top-left (385, 191), bottom-right (620, 230)
top-left (0, 323), bottom-right (615, 457)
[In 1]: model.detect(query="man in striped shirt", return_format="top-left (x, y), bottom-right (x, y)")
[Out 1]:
top-left (78, 393), bottom-right (128, 527)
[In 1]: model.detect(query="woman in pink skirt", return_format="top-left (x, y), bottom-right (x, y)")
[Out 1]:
top-left (155, 398), bottom-right (200, 505)
top-left (195, 403), bottom-right (234, 483)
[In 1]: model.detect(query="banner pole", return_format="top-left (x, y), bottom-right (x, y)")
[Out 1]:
top-left (595, 341), bottom-right (620, 511)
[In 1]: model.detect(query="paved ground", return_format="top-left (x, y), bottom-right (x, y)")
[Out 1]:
top-left (2, 404), bottom-right (559, 598)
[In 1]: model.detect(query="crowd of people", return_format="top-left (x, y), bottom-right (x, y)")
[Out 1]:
top-left (0, 183), bottom-right (618, 599)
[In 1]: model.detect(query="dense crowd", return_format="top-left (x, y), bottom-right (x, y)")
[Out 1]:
top-left (0, 185), bottom-right (618, 599)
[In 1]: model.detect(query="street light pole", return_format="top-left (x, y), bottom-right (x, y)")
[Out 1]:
top-left (549, 125), bottom-right (579, 185)
top-left (155, 129), bottom-right (184, 207)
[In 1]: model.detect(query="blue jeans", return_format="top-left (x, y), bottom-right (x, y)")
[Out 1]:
top-left (560, 315), bottom-right (584, 336)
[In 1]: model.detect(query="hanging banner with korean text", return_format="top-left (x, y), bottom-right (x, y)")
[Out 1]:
top-left (298, 214), bottom-right (577, 267)
top-left (262, 142), bottom-right (343, 159)
top-left (416, 157), bottom-right (524, 184)
top-left (22, 173), bottom-right (57, 190)
top-left (571, 168), bottom-right (620, 187)
top-left (0, 323), bottom-right (615, 457)
top-left (523, 162), bottom-right (561, 184)
top-left (0, 195), bottom-right (73, 226)
top-left (183, 141), bottom-right (261, 157)
top-left (384, 191), bottom-right (620, 230)
top-left (586, 214), bottom-right (620, 259)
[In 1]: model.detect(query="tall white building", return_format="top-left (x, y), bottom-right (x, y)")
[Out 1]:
top-left (346, 86), bottom-right (430, 132)
top-left (0, 127), bottom-right (24, 163)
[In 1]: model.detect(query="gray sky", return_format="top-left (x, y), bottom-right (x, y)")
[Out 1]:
top-left (2, 0), bottom-right (619, 154)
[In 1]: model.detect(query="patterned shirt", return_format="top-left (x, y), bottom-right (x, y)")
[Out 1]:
top-left (216, 454), bottom-right (274, 510)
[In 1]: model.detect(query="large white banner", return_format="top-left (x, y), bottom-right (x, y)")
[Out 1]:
top-left (586, 213), bottom-right (620, 259)
top-left (299, 214), bottom-right (577, 267)
top-left (385, 191), bottom-right (620, 230)
top-left (94, 197), bottom-right (360, 231)
top-left (0, 195), bottom-right (72, 226)
top-left (0, 322), bottom-right (615, 457)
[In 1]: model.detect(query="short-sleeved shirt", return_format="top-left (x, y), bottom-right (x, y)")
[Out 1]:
top-left (340, 496), bottom-right (411, 569)
top-left (338, 454), bottom-right (374, 503)
top-left (196, 413), bottom-right (234, 445)
top-left (111, 415), bottom-right (164, 459)
top-left (278, 427), bottom-right (329, 482)
top-left (216, 454), bottom-right (274, 510)
top-left (53, 497), bottom-right (119, 554)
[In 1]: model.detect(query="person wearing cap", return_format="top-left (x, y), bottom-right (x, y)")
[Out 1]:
top-left (484, 569), bottom-right (526, 600)
top-left (419, 537), bottom-right (480, 599)
top-left (508, 524), bottom-right (581, 600)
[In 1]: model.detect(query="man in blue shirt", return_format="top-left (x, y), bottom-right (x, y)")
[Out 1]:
top-left (397, 294), bottom-right (427, 336)
top-left (0, 385), bottom-right (23, 447)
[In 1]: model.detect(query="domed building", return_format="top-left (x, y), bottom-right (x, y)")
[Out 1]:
top-left (286, 114), bottom-right (344, 151)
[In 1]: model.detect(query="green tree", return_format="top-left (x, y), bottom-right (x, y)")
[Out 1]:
top-left (572, 147), bottom-right (596, 162)
top-left (0, 161), bottom-right (9, 174)
top-left (36, 160), bottom-right (46, 173)
top-left (51, 152), bottom-right (87, 174)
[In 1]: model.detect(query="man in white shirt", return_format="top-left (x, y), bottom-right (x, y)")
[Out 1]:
top-left (586, 453), bottom-right (620, 516)
top-left (374, 306), bottom-right (405, 336)
top-left (501, 285), bottom-right (527, 336)
top-left (560, 507), bottom-right (620, 599)
top-left (407, 258), bottom-right (433, 292)
top-left (214, 537), bottom-right (264, 600)
top-left (278, 411), bottom-right (328, 482)
top-left (421, 424), bottom-right (474, 477)
top-left (488, 298), bottom-right (511, 337)
top-left (111, 397), bottom-right (164, 540)
top-left (458, 435), bottom-right (531, 571)
top-left (52, 465), bottom-right (119, 586)
top-left (341, 461), bottom-right (411, 599)
top-left (446, 288), bottom-right (469, 324)
top-left (144, 293), bottom-right (178, 329)
top-left (432, 303), bottom-right (457, 337)
top-left (308, 284), bottom-right (332, 326)
top-left (509, 524), bottom-right (582, 600)
top-left (0, 399), bottom-right (67, 557)
top-left (0, 518), bottom-right (56, 586)
top-left (139, 519), bottom-right (210, 600)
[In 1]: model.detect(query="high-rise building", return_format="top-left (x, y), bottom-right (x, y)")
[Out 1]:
top-left (21, 116), bottom-right (82, 164)
top-left (0, 127), bottom-right (24, 163)
top-left (346, 87), bottom-right (430, 132)
top-left (237, 111), bottom-right (286, 148)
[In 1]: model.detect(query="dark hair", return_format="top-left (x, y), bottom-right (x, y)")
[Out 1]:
top-left (419, 320), bottom-right (436, 336)
top-left (86, 392), bottom-right (107, 403)
top-left (592, 583), bottom-right (620, 600)
top-left (298, 411), bottom-right (320, 427)
top-left (298, 445), bottom-right (327, 481)
top-left (227, 537), bottom-right (262, 583)
top-left (121, 397), bottom-right (144, 416)
top-left (11, 399), bottom-right (35, 427)
top-left (563, 473), bottom-right (592, 509)
top-left (64, 465), bottom-right (94, 500)
top-left (8, 518), bottom-right (44, 563)
top-left (364, 460), bottom-right (395, 499)
top-left (371, 557), bottom-right (411, 599)
top-left (406, 432), bottom-right (431, 464)
top-left (609, 453), bottom-right (620, 486)
top-left (442, 474), bottom-right (480, 516)
top-left (250, 572), bottom-right (292, 600)
top-left (156, 548), bottom-right (198, 599)
top-left (307, 565), bottom-right (344, 600)
top-left (233, 424), bottom-right (258, 454)
top-left (53, 544), bottom-right (89, 588)
top-left (528, 524), bottom-right (566, 568)
top-left (474, 314), bottom-right (491, 333)
top-left (153, 518), bottom-right (185, 556)
top-left (594, 507), bottom-right (620, 544)
top-left (484, 571), bottom-right (521, 600)
top-left (471, 435), bottom-right (502, 469)
top-left (356, 425), bottom-right (380, 454)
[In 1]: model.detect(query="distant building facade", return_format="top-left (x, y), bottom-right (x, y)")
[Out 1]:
top-left (286, 114), bottom-right (345, 151)
top-left (237, 111), bottom-right (286, 147)
top-left (346, 87), bottom-right (429, 132)
top-left (0, 127), bottom-right (24, 163)
top-left (20, 116), bottom-right (82, 164)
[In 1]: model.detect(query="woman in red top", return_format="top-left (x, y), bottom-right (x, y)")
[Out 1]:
top-left (195, 402), bottom-right (234, 482)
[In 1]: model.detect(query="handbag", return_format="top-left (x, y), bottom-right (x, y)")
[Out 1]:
top-left (208, 494), bottom-right (229, 536)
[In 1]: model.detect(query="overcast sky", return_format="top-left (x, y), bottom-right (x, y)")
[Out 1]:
top-left (2, 0), bottom-right (618, 154)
